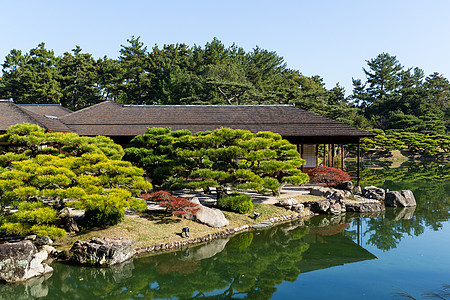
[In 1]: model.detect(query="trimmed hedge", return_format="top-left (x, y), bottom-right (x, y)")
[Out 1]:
top-left (217, 193), bottom-right (253, 214)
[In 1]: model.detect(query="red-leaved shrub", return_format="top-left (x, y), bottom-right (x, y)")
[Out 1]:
top-left (160, 196), bottom-right (200, 217)
top-left (140, 191), bottom-right (199, 217)
top-left (307, 166), bottom-right (351, 187)
top-left (140, 190), bottom-right (172, 202)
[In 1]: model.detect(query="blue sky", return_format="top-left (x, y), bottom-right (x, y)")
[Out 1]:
top-left (1, 0), bottom-right (449, 95)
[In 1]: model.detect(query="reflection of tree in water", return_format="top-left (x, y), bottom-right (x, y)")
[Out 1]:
top-left (392, 282), bottom-right (450, 299)
top-left (1, 217), bottom-right (379, 299)
top-left (356, 160), bottom-right (450, 251)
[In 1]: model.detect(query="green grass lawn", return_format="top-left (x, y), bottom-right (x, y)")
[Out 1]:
top-left (53, 203), bottom-right (302, 251)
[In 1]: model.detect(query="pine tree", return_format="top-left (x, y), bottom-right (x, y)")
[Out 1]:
top-left (59, 46), bottom-right (100, 109)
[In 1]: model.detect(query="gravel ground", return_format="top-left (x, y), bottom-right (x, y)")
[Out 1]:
top-left (172, 184), bottom-right (314, 206)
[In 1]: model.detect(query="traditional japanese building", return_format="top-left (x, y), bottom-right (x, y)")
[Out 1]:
top-left (1, 99), bottom-right (374, 183)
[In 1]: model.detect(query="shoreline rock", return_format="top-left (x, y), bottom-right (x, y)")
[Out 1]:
top-left (69, 237), bottom-right (134, 266)
top-left (134, 210), bottom-right (313, 256)
top-left (385, 190), bottom-right (416, 207)
top-left (0, 240), bottom-right (53, 283)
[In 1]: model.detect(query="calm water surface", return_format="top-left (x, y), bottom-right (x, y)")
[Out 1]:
top-left (2, 161), bottom-right (449, 299)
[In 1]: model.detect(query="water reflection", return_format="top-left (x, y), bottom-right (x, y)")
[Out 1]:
top-left (355, 160), bottom-right (450, 251)
top-left (2, 160), bottom-right (449, 299)
top-left (1, 218), bottom-right (379, 300)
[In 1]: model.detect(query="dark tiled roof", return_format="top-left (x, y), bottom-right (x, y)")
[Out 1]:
top-left (60, 100), bottom-right (373, 140)
top-left (0, 101), bottom-right (72, 132)
top-left (19, 104), bottom-right (73, 117)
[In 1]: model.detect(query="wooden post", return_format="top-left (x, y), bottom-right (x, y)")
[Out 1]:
top-left (328, 144), bottom-right (331, 167)
top-left (323, 144), bottom-right (327, 166)
top-left (301, 144), bottom-right (304, 171)
top-left (341, 144), bottom-right (345, 170)
top-left (357, 140), bottom-right (361, 186)
top-left (315, 144), bottom-right (319, 167)
top-left (331, 144), bottom-right (335, 168)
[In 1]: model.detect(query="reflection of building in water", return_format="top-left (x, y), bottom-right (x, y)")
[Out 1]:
top-left (300, 223), bottom-right (377, 273)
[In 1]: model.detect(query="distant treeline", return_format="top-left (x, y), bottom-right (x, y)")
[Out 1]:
top-left (0, 37), bottom-right (448, 135)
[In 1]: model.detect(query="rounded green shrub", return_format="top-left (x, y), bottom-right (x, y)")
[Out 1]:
top-left (83, 208), bottom-right (124, 228)
top-left (217, 193), bottom-right (253, 214)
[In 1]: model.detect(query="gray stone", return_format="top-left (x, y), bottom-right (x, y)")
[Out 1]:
top-left (336, 181), bottom-right (354, 191)
top-left (291, 203), bottom-right (304, 213)
top-left (33, 236), bottom-right (53, 250)
top-left (331, 190), bottom-right (346, 201)
top-left (401, 190), bottom-right (416, 206)
top-left (41, 245), bottom-right (56, 256)
top-left (0, 240), bottom-right (53, 282)
top-left (59, 208), bottom-right (80, 232)
top-left (70, 237), bottom-right (134, 266)
top-left (309, 187), bottom-right (332, 197)
top-left (194, 205), bottom-right (229, 228)
top-left (276, 198), bottom-right (299, 209)
top-left (251, 222), bottom-right (273, 229)
top-left (329, 202), bottom-right (342, 215)
top-left (353, 185), bottom-right (362, 194)
top-left (345, 201), bottom-right (385, 213)
top-left (190, 197), bottom-right (200, 205)
top-left (310, 200), bottom-right (331, 214)
top-left (362, 186), bottom-right (385, 200)
top-left (384, 190), bottom-right (416, 207)
top-left (145, 203), bottom-right (167, 212)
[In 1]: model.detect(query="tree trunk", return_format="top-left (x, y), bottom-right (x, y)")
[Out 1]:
top-left (216, 186), bottom-right (228, 200)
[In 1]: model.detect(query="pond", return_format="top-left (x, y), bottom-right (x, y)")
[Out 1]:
top-left (2, 160), bottom-right (449, 299)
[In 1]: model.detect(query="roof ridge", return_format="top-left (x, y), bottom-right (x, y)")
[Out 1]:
top-left (122, 104), bottom-right (296, 107)
top-left (59, 100), bottom-right (118, 120)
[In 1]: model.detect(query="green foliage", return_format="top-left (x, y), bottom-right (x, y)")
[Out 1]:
top-left (83, 208), bottom-right (124, 228)
top-left (30, 225), bottom-right (66, 237)
top-left (125, 127), bottom-right (309, 196)
top-left (360, 129), bottom-right (450, 156)
top-left (217, 193), bottom-right (253, 214)
top-left (352, 53), bottom-right (449, 134)
top-left (0, 201), bottom-right (65, 238)
top-left (0, 38), bottom-right (360, 124)
top-left (0, 124), bottom-right (152, 232)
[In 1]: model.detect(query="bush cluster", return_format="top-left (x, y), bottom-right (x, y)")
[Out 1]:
top-left (0, 124), bottom-right (152, 237)
top-left (307, 167), bottom-right (351, 187)
top-left (217, 193), bottom-right (253, 214)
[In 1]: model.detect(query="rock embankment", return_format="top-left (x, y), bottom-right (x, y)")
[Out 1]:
top-left (275, 182), bottom-right (416, 216)
top-left (0, 240), bottom-right (53, 283)
top-left (69, 237), bottom-right (134, 266)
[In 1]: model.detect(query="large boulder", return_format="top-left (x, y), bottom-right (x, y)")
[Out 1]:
top-left (194, 205), bottom-right (229, 228)
top-left (345, 201), bottom-right (385, 213)
top-left (362, 186), bottom-right (385, 201)
top-left (329, 202), bottom-right (342, 215)
top-left (384, 190), bottom-right (416, 207)
top-left (310, 200), bottom-right (331, 214)
top-left (70, 237), bottom-right (134, 266)
top-left (276, 198), bottom-right (299, 210)
top-left (59, 208), bottom-right (81, 233)
top-left (331, 190), bottom-right (346, 201)
top-left (309, 186), bottom-right (332, 197)
top-left (0, 240), bottom-right (53, 282)
top-left (336, 181), bottom-right (354, 191)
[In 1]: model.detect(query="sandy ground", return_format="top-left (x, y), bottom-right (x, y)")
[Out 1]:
top-left (172, 184), bottom-right (313, 206)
